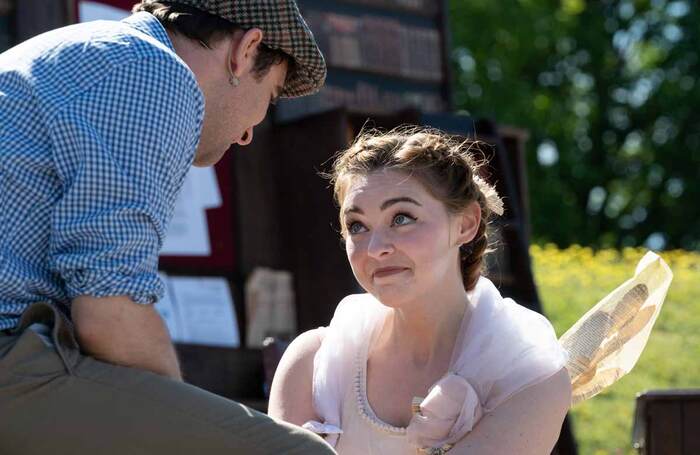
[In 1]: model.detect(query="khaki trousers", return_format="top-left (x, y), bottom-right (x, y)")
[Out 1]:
top-left (0, 302), bottom-right (333, 454)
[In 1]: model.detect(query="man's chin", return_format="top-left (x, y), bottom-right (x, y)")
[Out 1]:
top-left (192, 145), bottom-right (229, 167)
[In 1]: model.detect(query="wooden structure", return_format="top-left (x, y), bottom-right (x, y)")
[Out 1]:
top-left (0, 0), bottom-right (12, 52)
top-left (633, 390), bottom-right (700, 454)
top-left (4, 1), bottom-right (577, 452)
top-left (3, 0), bottom-right (69, 46)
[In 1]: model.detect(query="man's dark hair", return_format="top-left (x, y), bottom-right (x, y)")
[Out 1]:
top-left (132, 2), bottom-right (295, 81)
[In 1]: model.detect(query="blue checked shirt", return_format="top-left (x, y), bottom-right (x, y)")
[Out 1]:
top-left (0, 13), bottom-right (204, 330)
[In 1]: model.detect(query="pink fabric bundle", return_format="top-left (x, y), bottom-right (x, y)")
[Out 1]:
top-left (407, 373), bottom-right (484, 448)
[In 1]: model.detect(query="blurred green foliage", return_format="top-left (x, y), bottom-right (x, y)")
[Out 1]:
top-left (449, 0), bottom-right (699, 250)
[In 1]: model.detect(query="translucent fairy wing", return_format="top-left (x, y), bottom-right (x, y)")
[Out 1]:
top-left (559, 252), bottom-right (673, 406)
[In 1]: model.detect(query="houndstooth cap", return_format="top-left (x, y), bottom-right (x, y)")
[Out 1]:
top-left (143, 0), bottom-right (326, 98)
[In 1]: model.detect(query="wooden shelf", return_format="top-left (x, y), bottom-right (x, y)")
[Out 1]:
top-left (337, 0), bottom-right (439, 17)
top-left (300, 0), bottom-right (439, 20)
top-left (326, 64), bottom-right (442, 85)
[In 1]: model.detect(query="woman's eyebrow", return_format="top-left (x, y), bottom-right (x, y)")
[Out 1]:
top-left (380, 197), bottom-right (422, 210)
top-left (344, 205), bottom-right (363, 215)
top-left (343, 197), bottom-right (421, 216)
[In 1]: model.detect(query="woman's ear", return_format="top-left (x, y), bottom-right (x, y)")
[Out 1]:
top-left (455, 201), bottom-right (482, 246)
top-left (230, 28), bottom-right (263, 77)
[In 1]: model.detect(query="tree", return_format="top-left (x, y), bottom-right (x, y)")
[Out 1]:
top-left (449, 0), bottom-right (699, 249)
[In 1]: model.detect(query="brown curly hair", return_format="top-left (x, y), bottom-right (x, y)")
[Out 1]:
top-left (329, 126), bottom-right (503, 291)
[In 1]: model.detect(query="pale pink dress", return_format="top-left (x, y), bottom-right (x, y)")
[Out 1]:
top-left (303, 277), bottom-right (568, 454)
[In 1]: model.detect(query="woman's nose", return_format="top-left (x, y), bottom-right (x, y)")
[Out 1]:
top-left (366, 229), bottom-right (394, 259)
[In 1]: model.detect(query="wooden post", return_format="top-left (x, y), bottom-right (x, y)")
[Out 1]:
top-left (15, 0), bottom-right (68, 43)
top-left (0, 0), bottom-right (13, 51)
top-left (438, 0), bottom-right (455, 111)
top-left (633, 390), bottom-right (700, 454)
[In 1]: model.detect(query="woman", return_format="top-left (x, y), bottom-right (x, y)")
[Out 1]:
top-left (269, 127), bottom-right (571, 454)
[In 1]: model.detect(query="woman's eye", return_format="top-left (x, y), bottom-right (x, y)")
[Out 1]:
top-left (347, 221), bottom-right (367, 235)
top-left (392, 213), bottom-right (416, 226)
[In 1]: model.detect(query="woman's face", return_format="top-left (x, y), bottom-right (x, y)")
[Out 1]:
top-left (340, 169), bottom-right (472, 307)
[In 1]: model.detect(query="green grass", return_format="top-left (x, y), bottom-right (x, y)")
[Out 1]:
top-left (531, 245), bottom-right (700, 454)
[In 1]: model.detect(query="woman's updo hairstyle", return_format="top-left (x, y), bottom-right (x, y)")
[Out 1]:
top-left (328, 126), bottom-right (504, 292)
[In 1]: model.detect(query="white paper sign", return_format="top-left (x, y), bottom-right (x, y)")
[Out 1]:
top-left (161, 167), bottom-right (222, 257)
top-left (167, 276), bottom-right (240, 348)
top-left (154, 273), bottom-right (183, 340)
top-left (190, 165), bottom-right (222, 210)
top-left (79, 1), bottom-right (129, 22)
top-left (161, 189), bottom-right (211, 256)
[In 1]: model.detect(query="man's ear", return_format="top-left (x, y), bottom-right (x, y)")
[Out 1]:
top-left (230, 28), bottom-right (263, 76)
top-left (455, 201), bottom-right (482, 246)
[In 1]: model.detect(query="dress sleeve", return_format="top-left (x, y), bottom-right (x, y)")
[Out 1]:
top-left (407, 277), bottom-right (568, 450)
top-left (483, 298), bottom-right (568, 406)
top-left (447, 278), bottom-right (568, 411)
top-left (47, 56), bottom-right (204, 304)
top-left (307, 293), bottom-right (388, 446)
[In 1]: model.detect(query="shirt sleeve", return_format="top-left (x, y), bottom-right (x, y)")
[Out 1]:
top-left (47, 55), bottom-right (204, 304)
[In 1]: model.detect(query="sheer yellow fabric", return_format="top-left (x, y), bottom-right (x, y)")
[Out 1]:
top-left (559, 252), bottom-right (673, 405)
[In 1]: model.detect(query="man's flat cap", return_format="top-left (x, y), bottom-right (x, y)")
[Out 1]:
top-left (145, 0), bottom-right (326, 98)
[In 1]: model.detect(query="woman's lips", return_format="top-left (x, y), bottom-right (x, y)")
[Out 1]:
top-left (373, 267), bottom-right (409, 279)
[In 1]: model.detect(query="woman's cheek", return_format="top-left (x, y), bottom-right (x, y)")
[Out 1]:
top-left (345, 240), bottom-right (357, 261)
top-left (346, 242), bottom-right (362, 272)
top-left (348, 242), bottom-right (375, 290)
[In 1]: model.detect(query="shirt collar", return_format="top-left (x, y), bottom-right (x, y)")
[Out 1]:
top-left (122, 12), bottom-right (176, 54)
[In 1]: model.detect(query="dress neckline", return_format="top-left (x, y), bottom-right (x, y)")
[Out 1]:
top-left (354, 295), bottom-right (477, 434)
top-left (354, 343), bottom-right (407, 434)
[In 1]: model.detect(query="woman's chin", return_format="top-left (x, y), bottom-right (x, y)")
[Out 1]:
top-left (369, 285), bottom-right (414, 309)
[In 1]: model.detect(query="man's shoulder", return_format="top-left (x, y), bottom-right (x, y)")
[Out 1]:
top-left (1, 14), bottom-right (200, 125)
top-left (64, 16), bottom-right (182, 73)
top-left (2, 14), bottom-right (185, 83)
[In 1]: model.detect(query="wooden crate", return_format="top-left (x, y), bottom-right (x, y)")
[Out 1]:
top-left (633, 389), bottom-right (700, 454)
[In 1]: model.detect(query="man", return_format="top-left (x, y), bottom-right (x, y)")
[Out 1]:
top-left (0, 1), bottom-right (332, 453)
